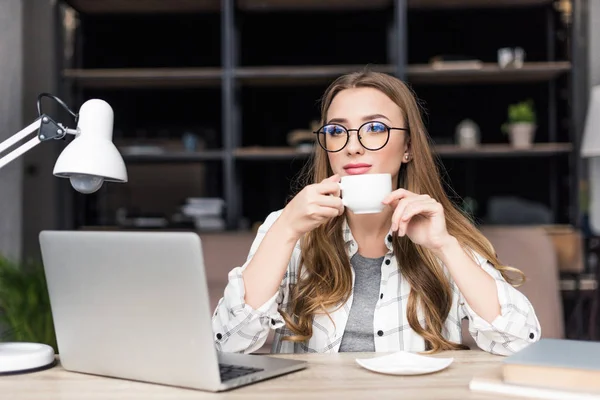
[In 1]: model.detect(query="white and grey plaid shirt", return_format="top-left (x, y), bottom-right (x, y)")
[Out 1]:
top-left (212, 210), bottom-right (541, 355)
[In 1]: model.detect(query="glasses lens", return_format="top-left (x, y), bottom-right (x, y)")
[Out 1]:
top-left (359, 122), bottom-right (389, 150)
top-left (318, 124), bottom-right (347, 152)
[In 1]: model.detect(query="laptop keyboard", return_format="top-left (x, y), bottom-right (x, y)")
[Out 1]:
top-left (219, 363), bottom-right (264, 381)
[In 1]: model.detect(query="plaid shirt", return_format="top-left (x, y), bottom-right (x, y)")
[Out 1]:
top-left (212, 210), bottom-right (541, 355)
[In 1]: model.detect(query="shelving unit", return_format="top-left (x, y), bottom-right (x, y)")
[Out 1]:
top-left (57, 0), bottom-right (583, 232)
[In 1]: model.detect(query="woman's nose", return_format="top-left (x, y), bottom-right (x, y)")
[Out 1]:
top-left (345, 130), bottom-right (364, 154)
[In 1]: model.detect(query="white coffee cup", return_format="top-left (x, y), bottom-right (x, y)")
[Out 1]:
top-left (338, 173), bottom-right (392, 214)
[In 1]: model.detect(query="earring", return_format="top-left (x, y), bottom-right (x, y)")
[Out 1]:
top-left (404, 154), bottom-right (409, 160)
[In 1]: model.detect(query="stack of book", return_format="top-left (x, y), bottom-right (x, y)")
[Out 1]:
top-left (180, 197), bottom-right (225, 231)
top-left (470, 338), bottom-right (600, 399)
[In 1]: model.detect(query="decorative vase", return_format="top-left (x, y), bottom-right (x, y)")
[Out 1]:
top-left (455, 119), bottom-right (480, 148)
top-left (507, 122), bottom-right (536, 148)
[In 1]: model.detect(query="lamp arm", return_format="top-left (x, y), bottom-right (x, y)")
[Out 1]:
top-left (0, 115), bottom-right (78, 170)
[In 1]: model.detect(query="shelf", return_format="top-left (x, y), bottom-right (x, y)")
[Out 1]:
top-left (62, 62), bottom-right (569, 88)
top-left (407, 62), bottom-right (571, 85)
top-left (62, 68), bottom-right (222, 88)
top-left (408, 0), bottom-right (551, 8)
top-left (434, 143), bottom-right (573, 158)
top-left (63, 0), bottom-right (221, 13)
top-left (237, 0), bottom-right (392, 11)
top-left (64, 0), bottom-right (550, 13)
top-left (235, 147), bottom-right (312, 160)
top-left (236, 65), bottom-right (396, 85)
top-left (234, 143), bottom-right (573, 161)
top-left (121, 151), bottom-right (225, 163)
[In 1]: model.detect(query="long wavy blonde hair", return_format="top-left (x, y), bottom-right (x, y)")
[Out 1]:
top-left (280, 70), bottom-right (524, 352)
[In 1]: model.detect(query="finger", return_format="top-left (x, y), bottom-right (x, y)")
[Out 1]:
top-left (382, 188), bottom-right (419, 207)
top-left (311, 205), bottom-right (341, 220)
top-left (317, 181), bottom-right (342, 196)
top-left (391, 195), bottom-right (431, 232)
top-left (391, 198), bottom-right (409, 232)
top-left (321, 174), bottom-right (340, 184)
top-left (315, 194), bottom-right (344, 210)
top-left (397, 200), bottom-right (441, 236)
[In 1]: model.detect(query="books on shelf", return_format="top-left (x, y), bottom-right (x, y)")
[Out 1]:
top-left (181, 197), bottom-right (225, 232)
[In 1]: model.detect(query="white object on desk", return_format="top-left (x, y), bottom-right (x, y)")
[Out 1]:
top-left (355, 351), bottom-right (454, 375)
top-left (0, 343), bottom-right (55, 373)
top-left (582, 85), bottom-right (600, 234)
top-left (0, 94), bottom-right (127, 375)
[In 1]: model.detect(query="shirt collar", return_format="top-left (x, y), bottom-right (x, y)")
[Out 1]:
top-left (342, 217), bottom-right (395, 255)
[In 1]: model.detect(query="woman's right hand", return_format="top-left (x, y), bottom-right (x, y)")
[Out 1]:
top-left (277, 174), bottom-right (344, 240)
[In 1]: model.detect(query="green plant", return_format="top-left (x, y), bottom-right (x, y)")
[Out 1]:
top-left (0, 255), bottom-right (57, 352)
top-left (502, 100), bottom-right (536, 133)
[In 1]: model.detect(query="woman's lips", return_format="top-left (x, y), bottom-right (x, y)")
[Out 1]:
top-left (343, 164), bottom-right (372, 175)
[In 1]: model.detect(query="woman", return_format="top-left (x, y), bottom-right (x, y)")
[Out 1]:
top-left (212, 71), bottom-right (541, 356)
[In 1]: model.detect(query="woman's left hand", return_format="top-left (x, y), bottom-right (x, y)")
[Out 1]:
top-left (382, 189), bottom-right (453, 251)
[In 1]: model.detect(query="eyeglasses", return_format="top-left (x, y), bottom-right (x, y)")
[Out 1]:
top-left (313, 121), bottom-right (409, 153)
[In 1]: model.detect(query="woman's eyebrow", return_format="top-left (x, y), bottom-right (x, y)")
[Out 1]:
top-left (327, 114), bottom-right (392, 125)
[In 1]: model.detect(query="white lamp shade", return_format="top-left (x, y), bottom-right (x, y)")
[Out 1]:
top-left (581, 85), bottom-right (600, 158)
top-left (52, 99), bottom-right (127, 182)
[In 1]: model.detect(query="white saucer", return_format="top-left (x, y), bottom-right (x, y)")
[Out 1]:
top-left (356, 351), bottom-right (454, 376)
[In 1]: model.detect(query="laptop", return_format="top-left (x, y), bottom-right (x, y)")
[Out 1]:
top-left (38, 230), bottom-right (306, 392)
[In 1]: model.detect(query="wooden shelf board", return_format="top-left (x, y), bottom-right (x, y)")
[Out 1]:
top-left (435, 143), bottom-right (573, 158)
top-left (408, 0), bottom-right (552, 8)
top-left (235, 65), bottom-right (396, 85)
top-left (234, 143), bottom-right (573, 160)
top-left (62, 68), bottom-right (222, 88)
top-left (234, 147), bottom-right (313, 160)
top-left (63, 62), bottom-right (569, 88)
top-left (64, 0), bottom-right (221, 13)
top-left (237, 0), bottom-right (391, 11)
top-left (407, 62), bottom-right (571, 84)
top-left (121, 150), bottom-right (225, 163)
top-left (64, 0), bottom-right (551, 13)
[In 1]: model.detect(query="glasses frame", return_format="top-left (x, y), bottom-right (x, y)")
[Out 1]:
top-left (313, 121), bottom-right (410, 153)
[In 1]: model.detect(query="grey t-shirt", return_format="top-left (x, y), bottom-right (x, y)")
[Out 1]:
top-left (339, 252), bottom-right (383, 352)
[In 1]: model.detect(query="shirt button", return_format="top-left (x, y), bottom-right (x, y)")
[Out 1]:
top-left (387, 234), bottom-right (392, 242)
top-left (385, 259), bottom-right (391, 265)
top-left (380, 293), bottom-right (383, 299)
top-left (529, 332), bottom-right (535, 340)
top-left (216, 333), bottom-right (223, 340)
top-left (271, 318), bottom-right (276, 325)
top-left (377, 330), bottom-right (384, 337)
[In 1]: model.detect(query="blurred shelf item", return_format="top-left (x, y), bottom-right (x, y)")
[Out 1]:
top-left (408, 0), bottom-right (552, 8)
top-left (63, 0), bottom-right (221, 13)
top-left (407, 62), bottom-right (571, 85)
top-left (62, 68), bottom-right (222, 88)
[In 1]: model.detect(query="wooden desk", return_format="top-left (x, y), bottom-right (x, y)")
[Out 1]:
top-left (2, 350), bottom-right (507, 399)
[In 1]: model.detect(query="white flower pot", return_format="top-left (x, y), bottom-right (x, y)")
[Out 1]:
top-left (507, 122), bottom-right (536, 148)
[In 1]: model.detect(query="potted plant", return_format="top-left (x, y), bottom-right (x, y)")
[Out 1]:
top-left (0, 255), bottom-right (57, 353)
top-left (502, 100), bottom-right (537, 148)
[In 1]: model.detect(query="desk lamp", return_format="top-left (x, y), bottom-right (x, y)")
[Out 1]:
top-left (0, 93), bottom-right (127, 374)
top-left (582, 85), bottom-right (600, 234)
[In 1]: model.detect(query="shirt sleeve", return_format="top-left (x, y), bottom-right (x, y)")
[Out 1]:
top-left (211, 210), bottom-right (293, 354)
top-left (458, 250), bottom-right (542, 356)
